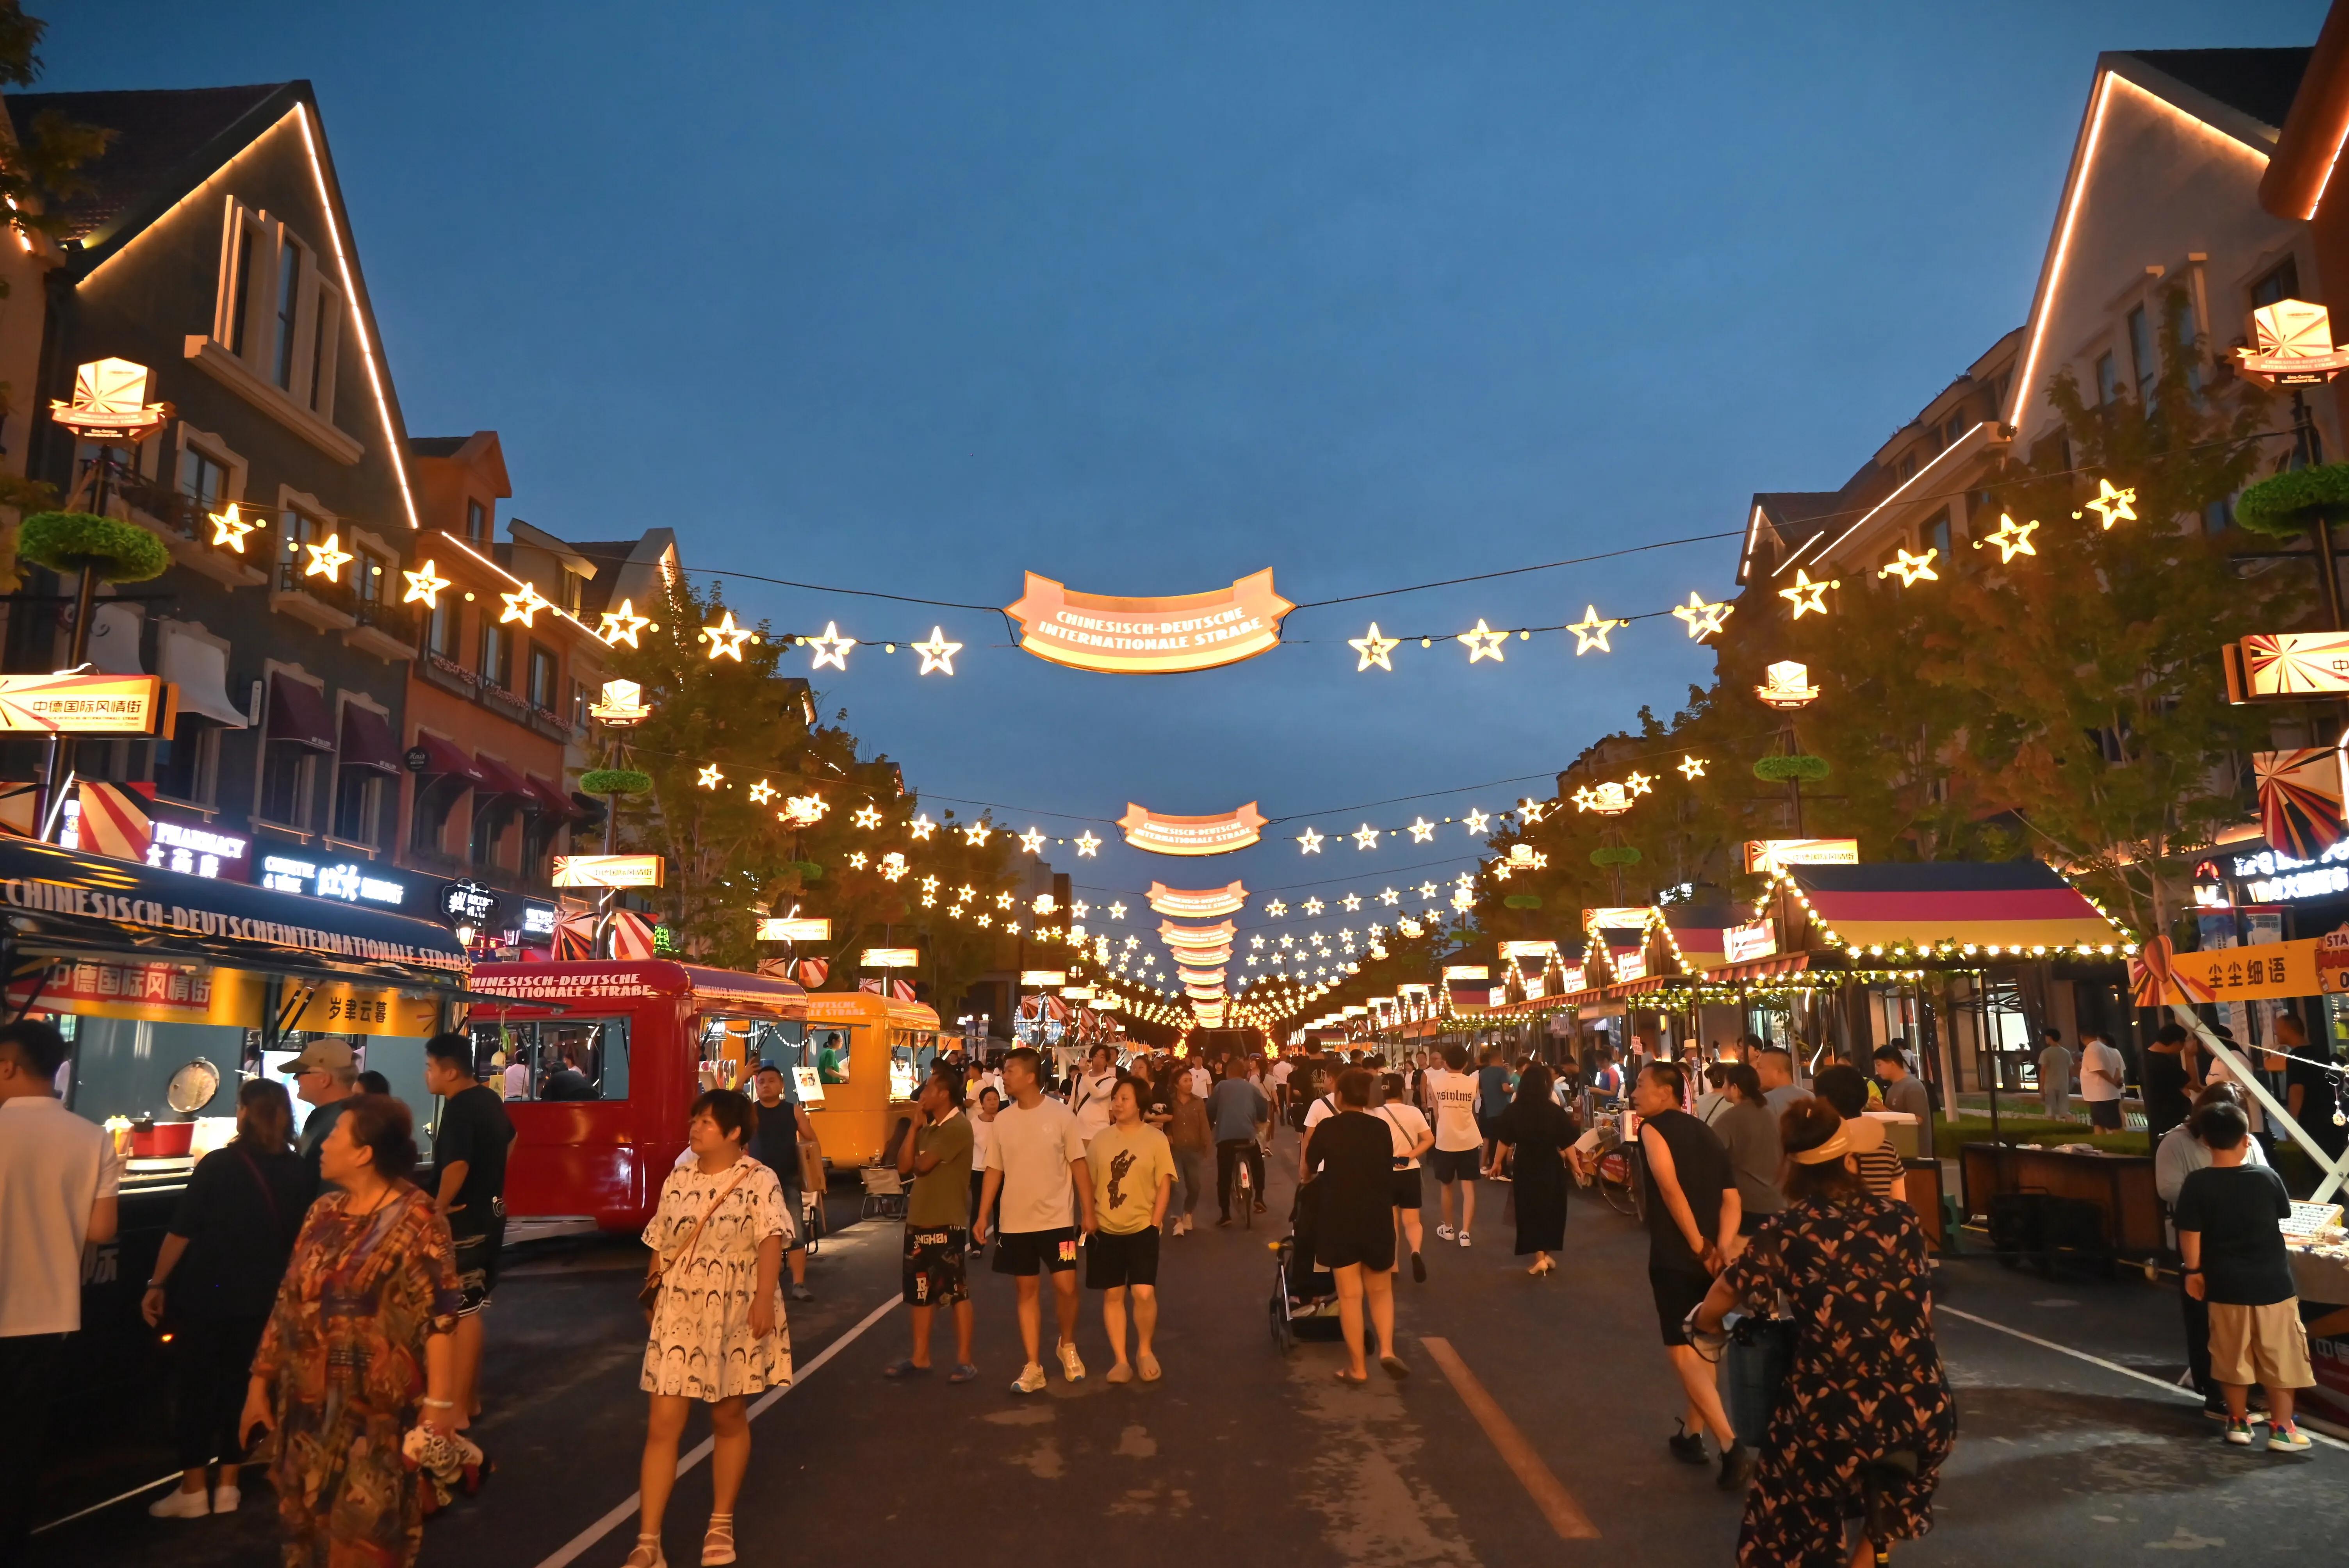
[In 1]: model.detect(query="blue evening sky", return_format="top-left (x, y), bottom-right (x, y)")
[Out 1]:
top-left (42, 0), bottom-right (2328, 986)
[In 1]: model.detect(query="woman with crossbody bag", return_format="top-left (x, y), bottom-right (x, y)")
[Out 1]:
top-left (627, 1089), bottom-right (792, 1568)
top-left (141, 1079), bottom-right (310, 1518)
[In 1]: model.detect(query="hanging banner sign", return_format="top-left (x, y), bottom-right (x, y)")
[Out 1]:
top-left (1498, 940), bottom-right (1558, 960)
top-left (2160, 935), bottom-right (2325, 1001)
top-left (1005, 570), bottom-right (1293, 674)
top-left (2225, 632), bottom-right (2349, 702)
top-left (1582, 907), bottom-right (1650, 932)
top-left (1742, 838), bottom-right (1861, 874)
top-left (551, 854), bottom-right (666, 888)
top-left (757, 916), bottom-right (831, 941)
top-left (1612, 949), bottom-right (1648, 982)
top-left (1019, 969), bottom-right (1067, 986)
top-left (0, 672), bottom-right (178, 736)
top-left (1158, 919), bottom-right (1238, 948)
top-left (861, 947), bottom-right (920, 969)
top-left (1120, 802), bottom-right (1267, 856)
top-left (1558, 965), bottom-right (1588, 994)
top-left (1147, 880), bottom-right (1248, 918)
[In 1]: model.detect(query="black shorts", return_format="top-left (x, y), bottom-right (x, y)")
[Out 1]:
top-left (902, 1225), bottom-right (969, 1307)
top-left (452, 1215), bottom-right (503, 1315)
top-left (2086, 1098), bottom-right (2123, 1130)
top-left (1319, 1222), bottom-right (1398, 1274)
top-left (1391, 1167), bottom-right (1424, 1210)
top-left (993, 1226), bottom-right (1080, 1277)
top-left (1650, 1265), bottom-right (1712, 1347)
top-left (1428, 1147), bottom-right (1481, 1184)
top-left (1085, 1227), bottom-right (1160, 1290)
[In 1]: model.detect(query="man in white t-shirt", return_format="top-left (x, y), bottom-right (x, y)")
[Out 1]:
top-left (1269, 1056), bottom-right (1295, 1126)
top-left (1, 1021), bottom-right (122, 1558)
top-left (1068, 1044), bottom-right (1121, 1147)
top-left (1422, 1043), bottom-right (1483, 1247)
top-left (2078, 1028), bottom-right (2126, 1131)
top-left (1187, 1059), bottom-right (1210, 1098)
top-left (501, 1054), bottom-right (529, 1101)
top-left (977, 1047), bottom-right (1096, 1395)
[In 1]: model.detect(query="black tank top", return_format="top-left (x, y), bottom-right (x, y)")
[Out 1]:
top-left (1640, 1108), bottom-right (1731, 1272)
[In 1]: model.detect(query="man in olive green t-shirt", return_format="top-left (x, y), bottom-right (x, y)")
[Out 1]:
top-left (886, 1070), bottom-right (977, 1379)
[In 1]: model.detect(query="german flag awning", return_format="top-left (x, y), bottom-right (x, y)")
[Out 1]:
top-left (1782, 861), bottom-right (2131, 953)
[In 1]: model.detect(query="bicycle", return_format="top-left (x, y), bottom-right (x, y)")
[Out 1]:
top-left (1581, 1116), bottom-right (1645, 1221)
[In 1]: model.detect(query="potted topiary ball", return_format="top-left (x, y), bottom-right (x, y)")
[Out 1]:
top-left (18, 511), bottom-right (172, 665)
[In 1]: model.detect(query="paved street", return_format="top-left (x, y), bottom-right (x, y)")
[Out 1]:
top-left (32, 1131), bottom-right (2349, 1567)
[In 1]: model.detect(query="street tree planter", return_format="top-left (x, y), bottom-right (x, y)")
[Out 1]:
top-left (578, 768), bottom-right (654, 798)
top-left (19, 510), bottom-right (172, 586)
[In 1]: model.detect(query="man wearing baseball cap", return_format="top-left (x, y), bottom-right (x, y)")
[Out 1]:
top-left (288, 1039), bottom-right (360, 1194)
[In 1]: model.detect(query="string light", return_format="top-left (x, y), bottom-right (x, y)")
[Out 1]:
top-left (2079, 478), bottom-right (2137, 528)
top-left (599, 599), bottom-right (652, 647)
top-left (501, 582), bottom-right (551, 627)
top-left (303, 533), bottom-right (353, 583)
top-left (1075, 831), bottom-right (1101, 857)
top-left (1297, 827), bottom-right (1325, 853)
top-left (1678, 755), bottom-right (1707, 780)
top-left (1877, 547), bottom-right (1939, 587)
top-left (1353, 824), bottom-right (1381, 849)
top-left (1975, 513), bottom-right (2039, 563)
top-left (401, 558), bottom-right (448, 607)
top-left (1567, 605), bottom-right (1627, 654)
top-left (704, 610), bottom-right (757, 661)
top-left (1778, 569), bottom-right (1836, 617)
top-left (1458, 620), bottom-right (1509, 663)
top-left (1018, 827), bottom-right (1046, 854)
top-left (913, 626), bottom-right (962, 675)
top-left (1671, 592), bottom-right (1732, 640)
top-left (697, 764), bottom-right (724, 789)
top-left (909, 813), bottom-right (938, 840)
top-left (1350, 623), bottom-right (1401, 671)
top-left (209, 503), bottom-right (260, 554)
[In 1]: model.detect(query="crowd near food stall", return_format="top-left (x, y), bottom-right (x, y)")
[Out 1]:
top-left (0, 834), bottom-right (479, 1412)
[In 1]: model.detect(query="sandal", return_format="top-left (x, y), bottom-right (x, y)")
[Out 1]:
top-left (1334, 1368), bottom-right (1369, 1386)
top-left (624, 1533), bottom-right (665, 1568)
top-left (701, 1513), bottom-right (735, 1567)
top-left (1137, 1352), bottom-right (1162, 1383)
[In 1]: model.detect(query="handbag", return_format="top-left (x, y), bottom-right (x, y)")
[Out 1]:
top-left (640, 1166), bottom-right (752, 1322)
top-left (1721, 1311), bottom-right (1798, 1449)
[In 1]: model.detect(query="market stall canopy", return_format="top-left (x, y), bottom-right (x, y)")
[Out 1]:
top-left (1775, 860), bottom-right (2133, 955)
top-left (0, 837), bottom-right (468, 982)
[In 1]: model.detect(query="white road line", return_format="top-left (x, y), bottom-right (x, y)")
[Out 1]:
top-left (533, 1293), bottom-right (902, 1568)
top-left (1937, 1304), bottom-right (2349, 1452)
top-left (31, 1470), bottom-right (188, 1536)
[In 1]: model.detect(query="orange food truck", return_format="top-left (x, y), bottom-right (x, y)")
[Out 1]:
top-left (793, 989), bottom-right (941, 1169)
top-left (464, 960), bottom-right (807, 1234)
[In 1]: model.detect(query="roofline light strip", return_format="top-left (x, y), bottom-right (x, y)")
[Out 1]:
top-left (295, 104), bottom-right (418, 533)
top-left (1800, 421), bottom-right (1996, 570)
top-left (77, 107), bottom-right (303, 288)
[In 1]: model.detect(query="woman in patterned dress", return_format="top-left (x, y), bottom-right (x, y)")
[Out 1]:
top-left (626, 1089), bottom-right (791, 1568)
top-left (1694, 1099), bottom-right (1954, 1567)
top-left (240, 1094), bottom-right (462, 1568)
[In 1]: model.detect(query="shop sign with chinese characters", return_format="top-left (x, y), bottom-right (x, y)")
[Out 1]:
top-left (0, 673), bottom-right (178, 736)
top-left (1742, 838), bottom-right (1860, 874)
top-left (552, 854), bottom-right (666, 888)
top-left (2229, 841), bottom-right (2349, 905)
top-left (272, 976), bottom-right (443, 1037)
top-left (5, 958), bottom-right (216, 1023)
top-left (2162, 937), bottom-right (2326, 1002)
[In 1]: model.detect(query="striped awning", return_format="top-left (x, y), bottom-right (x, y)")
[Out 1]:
top-left (1704, 952), bottom-right (1811, 984)
top-left (1785, 860), bottom-right (2129, 951)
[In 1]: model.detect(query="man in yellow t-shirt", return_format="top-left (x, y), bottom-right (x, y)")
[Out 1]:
top-left (1084, 1081), bottom-right (1174, 1384)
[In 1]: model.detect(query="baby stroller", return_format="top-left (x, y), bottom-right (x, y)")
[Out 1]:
top-left (1269, 1175), bottom-right (1346, 1352)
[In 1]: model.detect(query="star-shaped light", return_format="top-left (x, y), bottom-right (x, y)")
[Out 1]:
top-left (1304, 897), bottom-right (1326, 916)
top-left (1379, 887), bottom-right (1400, 905)
top-left (957, 884), bottom-right (976, 902)
top-left (1567, 605), bottom-right (1627, 654)
top-left (975, 912), bottom-right (991, 928)
top-left (1417, 881), bottom-right (1439, 899)
top-left (697, 764), bottom-right (724, 789)
top-left (1463, 807), bottom-right (1492, 835)
top-left (303, 532), bottom-right (353, 582)
top-left (1671, 591), bottom-right (1732, 640)
top-left (1074, 830), bottom-right (1101, 857)
top-left (704, 610), bottom-right (756, 661)
top-left (1678, 755), bottom-right (1708, 780)
top-left (852, 805), bottom-right (883, 829)
top-left (401, 558), bottom-right (448, 606)
top-left (1018, 827), bottom-right (1046, 854)
top-left (1404, 816), bottom-right (1436, 843)
top-left (1349, 622), bottom-right (1402, 672)
top-left (2080, 478), bottom-right (2137, 529)
top-left (1250, 935), bottom-right (1266, 950)
top-left (1353, 824), bottom-right (1381, 850)
top-left (1072, 900), bottom-right (1089, 918)
top-left (1624, 771), bottom-right (1654, 797)
top-left (599, 599), bottom-right (651, 648)
top-left (1278, 934), bottom-right (1294, 949)
top-left (994, 892), bottom-right (1015, 910)
top-left (848, 851), bottom-right (869, 869)
top-left (1459, 619), bottom-right (1508, 663)
top-left (209, 502), bottom-right (261, 554)
top-left (963, 822), bottom-right (991, 846)
top-left (1341, 892), bottom-right (1362, 912)
top-left (913, 626), bottom-right (962, 675)
top-left (880, 852), bottom-right (908, 881)
top-left (921, 875), bottom-right (940, 894)
top-left (1297, 827), bottom-right (1324, 853)
top-left (1877, 547), bottom-right (1940, 587)
top-left (1975, 513), bottom-right (2040, 564)
top-left (501, 581), bottom-right (551, 627)
top-left (909, 813), bottom-right (938, 840)
top-left (1518, 799), bottom-right (1546, 823)
top-left (747, 780), bottom-right (777, 805)
top-left (1778, 569), bottom-right (1837, 618)
top-left (1108, 901), bottom-right (1126, 920)
top-left (803, 620), bottom-right (852, 670)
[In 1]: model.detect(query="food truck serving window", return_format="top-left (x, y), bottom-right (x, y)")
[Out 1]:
top-left (472, 1017), bottom-right (631, 1102)
top-left (697, 1015), bottom-right (804, 1094)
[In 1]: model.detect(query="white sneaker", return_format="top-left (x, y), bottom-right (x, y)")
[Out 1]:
top-left (1012, 1363), bottom-right (1048, 1395)
top-left (1057, 1341), bottom-right (1088, 1382)
top-left (1435, 1224), bottom-right (1456, 1242)
top-left (212, 1482), bottom-right (241, 1514)
top-left (148, 1487), bottom-right (211, 1520)
top-left (1458, 1232), bottom-right (1472, 1248)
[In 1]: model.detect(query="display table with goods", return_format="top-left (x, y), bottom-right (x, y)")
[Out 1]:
top-left (2283, 1205), bottom-right (2349, 1433)
top-left (1959, 1142), bottom-right (2165, 1269)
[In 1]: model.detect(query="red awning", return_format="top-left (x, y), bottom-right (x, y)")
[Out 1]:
top-left (338, 703), bottom-right (401, 775)
top-left (411, 732), bottom-right (485, 786)
top-left (1704, 952), bottom-right (1812, 984)
top-left (264, 674), bottom-right (334, 751)
top-left (524, 773), bottom-right (576, 819)
top-left (472, 753), bottom-right (533, 800)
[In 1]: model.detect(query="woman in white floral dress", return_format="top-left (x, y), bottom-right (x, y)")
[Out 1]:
top-left (626, 1089), bottom-right (792, 1568)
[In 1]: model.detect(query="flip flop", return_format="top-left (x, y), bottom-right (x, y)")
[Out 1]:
top-left (1379, 1354), bottom-right (1410, 1381)
top-left (1138, 1353), bottom-right (1162, 1383)
top-left (881, 1358), bottom-right (932, 1379)
top-left (1334, 1368), bottom-right (1369, 1386)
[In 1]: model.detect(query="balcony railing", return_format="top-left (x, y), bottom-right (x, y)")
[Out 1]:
top-left (350, 592), bottom-right (418, 645)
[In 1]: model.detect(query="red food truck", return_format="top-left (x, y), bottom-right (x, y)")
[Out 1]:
top-left (463, 960), bottom-right (808, 1235)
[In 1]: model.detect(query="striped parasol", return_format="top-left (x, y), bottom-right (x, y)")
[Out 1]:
top-left (2254, 748), bottom-right (2345, 860)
